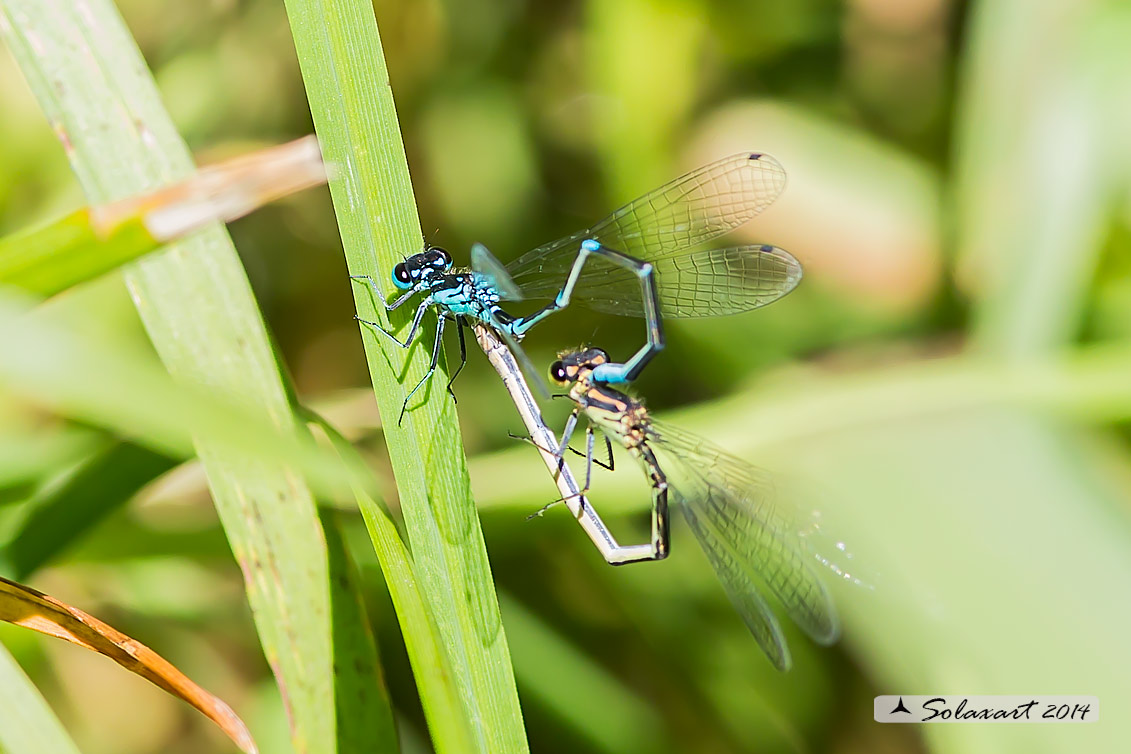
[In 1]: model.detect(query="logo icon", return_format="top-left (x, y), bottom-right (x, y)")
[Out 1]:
top-left (874, 695), bottom-right (1098, 723)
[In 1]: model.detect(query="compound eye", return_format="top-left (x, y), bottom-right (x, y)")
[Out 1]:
top-left (549, 360), bottom-right (569, 384)
top-left (392, 263), bottom-right (413, 289)
top-left (432, 247), bottom-right (452, 268)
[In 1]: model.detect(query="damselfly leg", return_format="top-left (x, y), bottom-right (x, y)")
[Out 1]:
top-left (446, 316), bottom-right (469, 395)
top-left (558, 240), bottom-right (664, 384)
top-left (397, 314), bottom-right (449, 424)
top-left (507, 428), bottom-right (613, 473)
top-left (515, 240), bottom-right (666, 384)
top-left (352, 271), bottom-right (434, 350)
top-left (352, 273), bottom-right (425, 312)
top-left (553, 404), bottom-right (669, 563)
top-left (354, 273), bottom-right (471, 423)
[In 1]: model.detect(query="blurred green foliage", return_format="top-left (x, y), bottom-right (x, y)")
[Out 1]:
top-left (1, 0), bottom-right (1130, 753)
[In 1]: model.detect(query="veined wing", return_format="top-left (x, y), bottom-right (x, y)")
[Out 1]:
top-left (515, 244), bottom-right (801, 318)
top-left (506, 153), bottom-right (787, 293)
top-left (679, 484), bottom-right (792, 670)
top-left (647, 419), bottom-right (839, 658)
top-left (470, 243), bottom-right (523, 301)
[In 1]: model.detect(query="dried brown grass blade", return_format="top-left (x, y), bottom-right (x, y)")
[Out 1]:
top-left (0, 575), bottom-right (257, 754)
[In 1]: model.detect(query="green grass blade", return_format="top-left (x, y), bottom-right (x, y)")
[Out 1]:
top-left (0, 428), bottom-right (101, 495)
top-left (355, 487), bottom-right (479, 753)
top-left (0, 306), bottom-right (404, 752)
top-left (0, 209), bottom-right (151, 296)
top-left (0, 292), bottom-right (370, 502)
top-left (305, 409), bottom-right (476, 752)
top-left (2, 441), bottom-right (176, 580)
top-left (281, 1), bottom-right (527, 751)
top-left (320, 509), bottom-right (399, 753)
top-left (0, 644), bottom-right (82, 754)
top-left (500, 593), bottom-right (665, 754)
top-left (0, 2), bottom-right (344, 750)
top-left (0, 136), bottom-right (324, 298)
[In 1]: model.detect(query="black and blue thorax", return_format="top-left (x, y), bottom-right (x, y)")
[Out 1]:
top-left (392, 248), bottom-right (521, 336)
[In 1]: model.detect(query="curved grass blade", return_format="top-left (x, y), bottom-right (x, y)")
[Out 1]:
top-left (0, 575), bottom-right (257, 753)
top-left (0, 3), bottom-right (342, 749)
top-left (2, 441), bottom-right (177, 580)
top-left (304, 409), bottom-right (476, 753)
top-left (0, 428), bottom-right (102, 499)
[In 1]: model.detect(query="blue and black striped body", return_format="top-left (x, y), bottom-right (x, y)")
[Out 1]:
top-left (386, 246), bottom-right (541, 339)
top-left (424, 271), bottom-right (523, 336)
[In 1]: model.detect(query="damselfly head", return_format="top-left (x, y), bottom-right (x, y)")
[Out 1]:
top-left (549, 347), bottom-right (610, 384)
top-left (391, 245), bottom-right (453, 289)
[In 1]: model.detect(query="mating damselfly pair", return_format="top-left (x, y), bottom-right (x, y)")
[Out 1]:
top-left (354, 153), bottom-right (861, 670)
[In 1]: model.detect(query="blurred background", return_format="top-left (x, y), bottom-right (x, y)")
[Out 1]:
top-left (2, 0), bottom-right (1130, 752)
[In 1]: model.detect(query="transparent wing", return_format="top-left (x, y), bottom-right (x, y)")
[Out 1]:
top-left (798, 511), bottom-right (878, 592)
top-left (679, 492), bottom-right (792, 670)
top-left (647, 419), bottom-right (840, 650)
top-left (506, 152), bottom-right (787, 297)
top-left (471, 243), bottom-right (523, 301)
top-left (516, 244), bottom-right (801, 318)
top-left (488, 313), bottom-right (549, 398)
